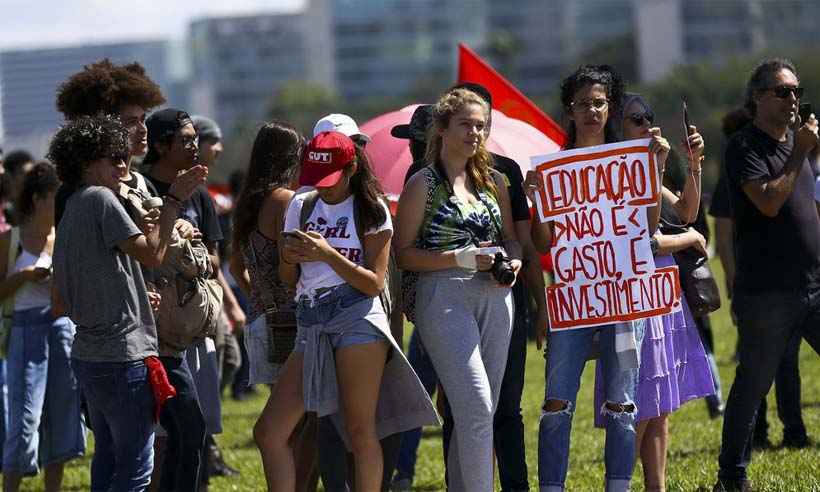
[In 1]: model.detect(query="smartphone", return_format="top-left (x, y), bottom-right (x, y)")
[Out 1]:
top-left (281, 231), bottom-right (301, 239)
top-left (799, 103), bottom-right (813, 124)
top-left (682, 98), bottom-right (694, 160)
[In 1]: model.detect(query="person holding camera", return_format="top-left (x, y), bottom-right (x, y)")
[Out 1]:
top-left (394, 87), bottom-right (522, 491)
top-left (714, 58), bottom-right (820, 491)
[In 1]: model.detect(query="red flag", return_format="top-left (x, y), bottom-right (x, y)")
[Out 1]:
top-left (457, 43), bottom-right (566, 147)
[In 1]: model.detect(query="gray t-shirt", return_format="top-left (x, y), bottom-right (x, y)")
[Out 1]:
top-left (54, 186), bottom-right (158, 362)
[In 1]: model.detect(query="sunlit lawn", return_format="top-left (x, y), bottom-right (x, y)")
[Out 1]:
top-left (20, 259), bottom-right (820, 490)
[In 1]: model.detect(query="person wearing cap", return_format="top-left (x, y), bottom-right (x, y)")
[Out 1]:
top-left (143, 108), bottom-right (224, 491)
top-left (397, 84), bottom-right (546, 490)
top-left (266, 131), bottom-right (437, 491)
top-left (191, 115), bottom-right (224, 169)
top-left (49, 115), bottom-right (206, 491)
top-left (394, 87), bottom-right (523, 491)
top-left (310, 114), bottom-right (405, 491)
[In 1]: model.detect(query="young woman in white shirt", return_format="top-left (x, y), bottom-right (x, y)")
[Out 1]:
top-left (266, 131), bottom-right (435, 492)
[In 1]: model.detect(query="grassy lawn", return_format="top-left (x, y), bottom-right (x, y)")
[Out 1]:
top-left (22, 259), bottom-right (820, 490)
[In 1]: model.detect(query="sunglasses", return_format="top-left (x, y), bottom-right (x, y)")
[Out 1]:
top-left (627, 111), bottom-right (654, 126)
top-left (767, 86), bottom-right (804, 99)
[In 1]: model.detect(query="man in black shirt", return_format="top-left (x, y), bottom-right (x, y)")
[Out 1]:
top-left (715, 59), bottom-right (820, 492)
top-left (710, 109), bottom-right (807, 449)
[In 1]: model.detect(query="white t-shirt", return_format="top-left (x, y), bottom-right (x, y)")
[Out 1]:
top-left (283, 193), bottom-right (392, 298)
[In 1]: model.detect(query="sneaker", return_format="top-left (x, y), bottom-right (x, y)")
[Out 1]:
top-left (782, 433), bottom-right (810, 449)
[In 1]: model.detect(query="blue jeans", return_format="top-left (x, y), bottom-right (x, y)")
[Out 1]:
top-left (393, 330), bottom-right (439, 483)
top-left (72, 359), bottom-right (155, 492)
top-left (538, 321), bottom-right (644, 492)
top-left (719, 288), bottom-right (820, 482)
top-left (3, 307), bottom-right (85, 474)
top-left (159, 355), bottom-right (206, 491)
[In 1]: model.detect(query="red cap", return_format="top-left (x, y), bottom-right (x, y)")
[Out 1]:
top-left (299, 131), bottom-right (356, 187)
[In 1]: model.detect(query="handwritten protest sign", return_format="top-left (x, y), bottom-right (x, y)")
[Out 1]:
top-left (531, 139), bottom-right (682, 331)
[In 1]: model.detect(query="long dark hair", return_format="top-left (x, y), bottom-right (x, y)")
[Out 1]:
top-left (350, 145), bottom-right (387, 231)
top-left (232, 121), bottom-right (302, 253)
top-left (560, 64), bottom-right (624, 149)
top-left (16, 161), bottom-right (59, 223)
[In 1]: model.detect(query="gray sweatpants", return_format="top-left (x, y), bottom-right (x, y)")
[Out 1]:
top-left (415, 269), bottom-right (513, 491)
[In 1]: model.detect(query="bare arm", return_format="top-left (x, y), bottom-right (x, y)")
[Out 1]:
top-left (117, 200), bottom-right (181, 268)
top-left (655, 228), bottom-right (707, 256)
top-left (742, 122), bottom-right (817, 217)
top-left (714, 217), bottom-right (735, 298)
top-left (229, 251), bottom-right (252, 297)
top-left (394, 173), bottom-right (460, 272)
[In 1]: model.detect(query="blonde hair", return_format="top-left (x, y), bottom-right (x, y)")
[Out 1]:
top-left (425, 88), bottom-right (497, 196)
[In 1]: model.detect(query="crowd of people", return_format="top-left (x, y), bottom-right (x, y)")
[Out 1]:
top-left (0, 54), bottom-right (815, 492)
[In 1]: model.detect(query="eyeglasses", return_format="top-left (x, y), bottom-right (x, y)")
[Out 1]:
top-left (767, 86), bottom-right (804, 99)
top-left (571, 98), bottom-right (608, 113)
top-left (627, 111), bottom-right (654, 126)
top-left (180, 135), bottom-right (199, 149)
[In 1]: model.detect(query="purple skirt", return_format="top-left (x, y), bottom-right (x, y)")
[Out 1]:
top-left (594, 254), bottom-right (715, 425)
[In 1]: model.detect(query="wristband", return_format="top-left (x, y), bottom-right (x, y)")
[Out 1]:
top-left (454, 247), bottom-right (477, 270)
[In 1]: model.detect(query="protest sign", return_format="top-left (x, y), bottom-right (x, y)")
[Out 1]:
top-left (531, 139), bottom-right (682, 330)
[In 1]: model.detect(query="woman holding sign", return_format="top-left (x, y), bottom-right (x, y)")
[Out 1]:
top-left (533, 65), bottom-right (646, 492)
top-left (395, 87), bottom-right (522, 491)
top-left (594, 93), bottom-right (714, 491)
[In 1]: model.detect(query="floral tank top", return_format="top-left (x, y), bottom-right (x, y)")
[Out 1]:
top-left (240, 230), bottom-right (297, 328)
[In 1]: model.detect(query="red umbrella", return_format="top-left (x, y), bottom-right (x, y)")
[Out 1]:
top-left (360, 104), bottom-right (562, 202)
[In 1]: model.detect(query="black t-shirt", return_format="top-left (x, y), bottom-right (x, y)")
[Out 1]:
top-left (725, 124), bottom-right (820, 292)
top-left (709, 164), bottom-right (732, 220)
top-left (404, 152), bottom-right (531, 223)
top-left (144, 175), bottom-right (223, 248)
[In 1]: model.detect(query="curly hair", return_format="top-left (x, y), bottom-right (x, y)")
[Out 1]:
top-left (232, 121), bottom-right (303, 254)
top-left (56, 59), bottom-right (166, 120)
top-left (15, 161), bottom-right (59, 223)
top-left (47, 116), bottom-right (130, 187)
top-left (560, 64), bottom-right (624, 149)
top-left (425, 88), bottom-right (497, 196)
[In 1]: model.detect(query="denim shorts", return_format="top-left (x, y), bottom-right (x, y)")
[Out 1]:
top-left (293, 284), bottom-right (387, 353)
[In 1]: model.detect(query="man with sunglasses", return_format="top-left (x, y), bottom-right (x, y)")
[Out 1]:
top-left (715, 58), bottom-right (820, 492)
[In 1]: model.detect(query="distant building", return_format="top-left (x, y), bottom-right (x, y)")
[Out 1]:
top-left (311, 0), bottom-right (488, 100)
top-left (0, 41), bottom-right (174, 151)
top-left (637, 0), bottom-right (820, 82)
top-left (189, 12), bottom-right (333, 135)
top-left (486, 0), bottom-right (634, 97)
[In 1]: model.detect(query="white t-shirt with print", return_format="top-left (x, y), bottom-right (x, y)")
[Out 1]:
top-left (283, 193), bottom-right (392, 298)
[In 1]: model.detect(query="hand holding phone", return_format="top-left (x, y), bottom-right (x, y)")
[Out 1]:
top-left (799, 103), bottom-right (814, 125)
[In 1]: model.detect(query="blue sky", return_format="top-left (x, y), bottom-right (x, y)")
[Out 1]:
top-left (0, 0), bottom-right (304, 50)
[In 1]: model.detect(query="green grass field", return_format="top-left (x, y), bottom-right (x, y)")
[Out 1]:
top-left (25, 260), bottom-right (820, 491)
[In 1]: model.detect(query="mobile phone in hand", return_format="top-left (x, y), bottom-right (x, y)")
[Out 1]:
top-left (799, 103), bottom-right (813, 124)
top-left (682, 98), bottom-right (693, 160)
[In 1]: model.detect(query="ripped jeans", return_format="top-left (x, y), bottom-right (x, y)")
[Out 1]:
top-left (537, 321), bottom-right (644, 492)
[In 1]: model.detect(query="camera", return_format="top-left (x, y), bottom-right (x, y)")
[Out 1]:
top-left (490, 252), bottom-right (515, 286)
